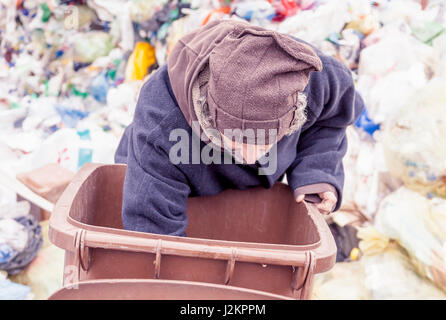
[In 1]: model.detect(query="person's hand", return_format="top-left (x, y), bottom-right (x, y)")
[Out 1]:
top-left (296, 191), bottom-right (337, 215)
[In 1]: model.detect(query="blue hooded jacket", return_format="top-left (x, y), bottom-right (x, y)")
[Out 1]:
top-left (115, 25), bottom-right (365, 237)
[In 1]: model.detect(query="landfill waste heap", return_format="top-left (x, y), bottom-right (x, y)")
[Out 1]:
top-left (1, 0), bottom-right (446, 300)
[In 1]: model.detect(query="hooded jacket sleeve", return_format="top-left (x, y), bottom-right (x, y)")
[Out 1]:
top-left (286, 61), bottom-right (364, 211)
top-left (115, 79), bottom-right (191, 237)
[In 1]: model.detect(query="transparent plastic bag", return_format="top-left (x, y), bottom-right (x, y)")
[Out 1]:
top-left (382, 78), bottom-right (446, 198)
top-left (73, 31), bottom-right (114, 63)
top-left (356, 225), bottom-right (446, 299)
top-left (373, 187), bottom-right (446, 292)
top-left (312, 261), bottom-right (370, 300)
top-left (362, 243), bottom-right (446, 300)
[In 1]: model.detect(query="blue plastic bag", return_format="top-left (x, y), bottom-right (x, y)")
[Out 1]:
top-left (355, 108), bottom-right (380, 136)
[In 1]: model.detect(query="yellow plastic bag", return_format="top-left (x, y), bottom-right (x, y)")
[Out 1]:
top-left (357, 226), bottom-right (390, 256)
top-left (125, 42), bottom-right (156, 82)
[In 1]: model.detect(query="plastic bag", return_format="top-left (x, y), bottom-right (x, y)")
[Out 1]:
top-left (129, 0), bottom-right (166, 23)
top-left (74, 31), bottom-right (114, 63)
top-left (89, 72), bottom-right (110, 104)
top-left (362, 243), bottom-right (446, 300)
top-left (373, 187), bottom-right (446, 292)
top-left (0, 185), bottom-right (18, 220)
top-left (314, 226), bottom-right (446, 300)
top-left (106, 81), bottom-right (141, 127)
top-left (10, 221), bottom-right (64, 300)
top-left (0, 219), bottom-right (28, 253)
top-left (0, 215), bottom-right (42, 276)
top-left (277, 0), bottom-right (350, 45)
top-left (311, 261), bottom-right (370, 300)
top-left (341, 127), bottom-right (399, 220)
top-left (11, 127), bottom-right (119, 174)
top-left (357, 22), bottom-right (437, 125)
top-left (125, 42), bottom-right (157, 82)
top-left (234, 1), bottom-right (275, 24)
top-left (356, 226), bottom-right (446, 299)
top-left (382, 78), bottom-right (446, 198)
top-left (0, 271), bottom-right (33, 300)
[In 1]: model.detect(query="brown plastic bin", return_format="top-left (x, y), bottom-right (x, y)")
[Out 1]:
top-left (49, 279), bottom-right (292, 300)
top-left (49, 163), bottom-right (336, 300)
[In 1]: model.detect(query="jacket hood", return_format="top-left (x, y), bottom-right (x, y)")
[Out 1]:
top-left (167, 20), bottom-right (238, 133)
top-left (167, 19), bottom-right (322, 143)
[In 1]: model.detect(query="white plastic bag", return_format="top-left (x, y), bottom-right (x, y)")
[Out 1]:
top-left (341, 127), bottom-right (398, 220)
top-left (277, 0), bottom-right (350, 44)
top-left (0, 219), bottom-right (28, 253)
top-left (362, 244), bottom-right (446, 300)
top-left (357, 21), bottom-right (438, 125)
top-left (356, 226), bottom-right (446, 299)
top-left (382, 78), bottom-right (446, 198)
top-left (312, 261), bottom-right (371, 300)
top-left (374, 187), bottom-right (446, 291)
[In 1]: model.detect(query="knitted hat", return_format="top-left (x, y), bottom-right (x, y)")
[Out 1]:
top-left (168, 20), bottom-right (323, 144)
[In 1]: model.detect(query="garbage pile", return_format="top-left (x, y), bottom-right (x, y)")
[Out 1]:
top-left (0, 184), bottom-right (42, 300)
top-left (1, 0), bottom-right (446, 299)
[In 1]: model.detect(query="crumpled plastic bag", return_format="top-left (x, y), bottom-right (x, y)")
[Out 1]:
top-left (356, 21), bottom-right (438, 126)
top-left (129, 0), bottom-right (167, 23)
top-left (313, 230), bottom-right (446, 300)
top-left (10, 220), bottom-right (65, 300)
top-left (106, 81), bottom-right (141, 127)
top-left (0, 215), bottom-right (42, 276)
top-left (314, 213), bottom-right (446, 300)
top-left (0, 184), bottom-right (31, 220)
top-left (74, 31), bottom-right (114, 63)
top-left (312, 261), bottom-right (370, 300)
top-left (341, 127), bottom-right (400, 220)
top-left (373, 187), bottom-right (446, 292)
top-left (277, 0), bottom-right (351, 45)
top-left (0, 271), bottom-right (33, 300)
top-left (357, 224), bottom-right (390, 256)
top-left (362, 243), bottom-right (446, 300)
top-left (125, 42), bottom-right (157, 82)
top-left (355, 225), bottom-right (446, 300)
top-left (11, 127), bottom-right (119, 174)
top-left (0, 219), bottom-right (28, 254)
top-left (382, 78), bottom-right (446, 198)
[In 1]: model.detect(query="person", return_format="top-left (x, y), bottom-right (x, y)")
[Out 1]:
top-left (115, 19), bottom-right (364, 237)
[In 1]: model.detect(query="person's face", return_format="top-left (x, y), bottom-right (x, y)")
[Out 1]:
top-left (221, 134), bottom-right (273, 164)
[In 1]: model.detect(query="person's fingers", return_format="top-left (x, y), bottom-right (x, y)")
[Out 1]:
top-left (317, 191), bottom-right (337, 214)
top-left (316, 204), bottom-right (329, 214)
top-left (296, 194), bottom-right (305, 203)
top-left (319, 191), bottom-right (337, 202)
top-left (316, 198), bottom-right (336, 214)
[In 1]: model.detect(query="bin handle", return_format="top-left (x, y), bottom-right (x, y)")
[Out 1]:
top-left (82, 231), bottom-right (309, 267)
top-left (224, 248), bottom-right (237, 285)
top-left (291, 251), bottom-right (315, 296)
top-left (154, 239), bottom-right (162, 279)
top-left (79, 230), bottom-right (90, 271)
top-left (70, 230), bottom-right (84, 284)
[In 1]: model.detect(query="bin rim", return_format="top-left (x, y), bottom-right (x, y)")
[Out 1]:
top-left (49, 163), bottom-right (336, 273)
top-left (48, 278), bottom-right (294, 300)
